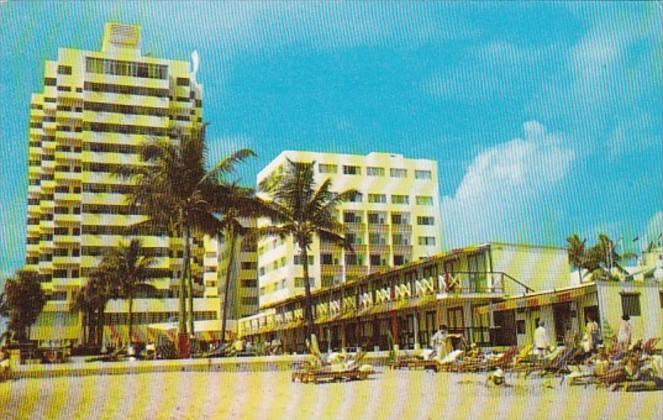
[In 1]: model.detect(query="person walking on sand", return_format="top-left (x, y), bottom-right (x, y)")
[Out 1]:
top-left (617, 315), bottom-right (632, 351)
top-left (585, 316), bottom-right (600, 351)
top-left (431, 325), bottom-right (449, 359)
top-left (534, 321), bottom-right (549, 356)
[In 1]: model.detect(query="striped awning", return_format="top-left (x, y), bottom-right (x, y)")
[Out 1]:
top-left (474, 283), bottom-right (596, 316)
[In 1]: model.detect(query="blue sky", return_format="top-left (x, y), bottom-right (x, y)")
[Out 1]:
top-left (1, 1), bottom-right (662, 283)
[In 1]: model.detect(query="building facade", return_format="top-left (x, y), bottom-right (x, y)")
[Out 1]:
top-left (239, 242), bottom-right (570, 353)
top-left (476, 247), bottom-right (663, 348)
top-left (26, 22), bottom-right (219, 345)
top-left (256, 151), bottom-right (441, 307)
top-left (203, 220), bottom-right (260, 322)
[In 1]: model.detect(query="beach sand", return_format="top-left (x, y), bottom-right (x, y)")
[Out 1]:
top-left (1, 369), bottom-right (662, 420)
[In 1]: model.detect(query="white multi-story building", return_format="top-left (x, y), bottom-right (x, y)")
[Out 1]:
top-left (256, 151), bottom-right (441, 307)
top-left (26, 22), bottom-right (219, 345)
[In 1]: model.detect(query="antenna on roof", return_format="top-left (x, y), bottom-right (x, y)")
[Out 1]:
top-left (191, 50), bottom-right (199, 76)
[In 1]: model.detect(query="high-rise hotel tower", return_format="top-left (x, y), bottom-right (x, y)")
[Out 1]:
top-left (256, 151), bottom-right (441, 307)
top-left (26, 23), bottom-right (219, 345)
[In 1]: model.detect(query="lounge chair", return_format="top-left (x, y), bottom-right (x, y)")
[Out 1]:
top-left (642, 338), bottom-right (661, 355)
top-left (450, 346), bottom-right (518, 373)
top-left (85, 345), bottom-right (127, 363)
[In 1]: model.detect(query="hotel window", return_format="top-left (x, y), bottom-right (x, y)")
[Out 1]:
top-left (367, 212), bottom-right (386, 224)
top-left (390, 168), bottom-right (407, 178)
top-left (53, 248), bottom-right (68, 257)
top-left (343, 165), bottom-right (361, 175)
top-left (367, 167), bottom-right (385, 176)
top-left (57, 65), bottom-right (72, 75)
top-left (368, 194), bottom-right (386, 203)
top-left (294, 255), bottom-right (314, 265)
top-left (320, 254), bottom-right (333, 265)
top-left (45, 78), bottom-right (56, 86)
top-left (177, 77), bottom-right (190, 86)
top-left (318, 163), bottom-right (337, 174)
top-left (345, 233), bottom-right (362, 245)
top-left (295, 277), bottom-right (315, 288)
top-left (416, 196), bottom-right (433, 206)
top-left (343, 212), bottom-right (360, 223)
top-left (345, 254), bottom-right (362, 266)
top-left (391, 213), bottom-right (410, 225)
top-left (347, 192), bottom-right (363, 203)
top-left (392, 234), bottom-right (408, 245)
top-left (621, 293), bottom-right (641, 317)
top-left (85, 57), bottom-right (167, 79)
top-left (415, 170), bottom-right (432, 180)
top-left (241, 297), bottom-right (258, 306)
top-left (54, 227), bottom-right (68, 235)
top-left (418, 236), bottom-right (436, 246)
top-left (369, 233), bottom-right (387, 245)
top-left (241, 262), bottom-right (257, 270)
top-left (393, 255), bottom-right (405, 266)
top-left (391, 195), bottom-right (409, 205)
top-left (322, 276), bottom-right (335, 288)
top-left (369, 254), bottom-right (382, 266)
top-left (417, 216), bottom-right (435, 226)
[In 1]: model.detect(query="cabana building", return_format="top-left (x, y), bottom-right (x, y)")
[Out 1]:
top-left (475, 248), bottom-right (663, 347)
top-left (239, 242), bottom-right (571, 352)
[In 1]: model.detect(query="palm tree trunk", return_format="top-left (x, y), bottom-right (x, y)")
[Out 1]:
top-left (221, 227), bottom-right (237, 344)
top-left (186, 224), bottom-right (195, 339)
top-left (128, 293), bottom-right (134, 345)
top-left (97, 306), bottom-right (104, 347)
top-left (179, 218), bottom-right (189, 337)
top-left (300, 239), bottom-right (315, 340)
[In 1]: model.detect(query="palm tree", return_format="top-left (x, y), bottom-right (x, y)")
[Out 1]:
top-left (212, 183), bottom-right (278, 344)
top-left (570, 233), bottom-right (638, 281)
top-left (116, 125), bottom-right (254, 353)
top-left (97, 239), bottom-right (156, 343)
top-left (566, 234), bottom-right (588, 280)
top-left (72, 273), bottom-right (115, 348)
top-left (589, 234), bottom-right (637, 278)
top-left (0, 270), bottom-right (46, 344)
top-left (259, 159), bottom-right (357, 340)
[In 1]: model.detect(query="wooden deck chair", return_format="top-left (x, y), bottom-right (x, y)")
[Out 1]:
top-left (642, 338), bottom-right (661, 355)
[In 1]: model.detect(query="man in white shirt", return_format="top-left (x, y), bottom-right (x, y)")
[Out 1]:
top-left (431, 325), bottom-right (449, 359)
top-left (617, 315), bottom-right (632, 351)
top-left (534, 321), bottom-right (549, 355)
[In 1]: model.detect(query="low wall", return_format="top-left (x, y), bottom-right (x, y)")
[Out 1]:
top-left (7, 352), bottom-right (392, 380)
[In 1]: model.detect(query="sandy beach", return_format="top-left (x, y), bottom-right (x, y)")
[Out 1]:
top-left (1, 369), bottom-right (662, 420)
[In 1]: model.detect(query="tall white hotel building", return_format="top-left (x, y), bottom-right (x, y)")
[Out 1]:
top-left (25, 23), bottom-right (220, 344)
top-left (256, 151), bottom-right (441, 307)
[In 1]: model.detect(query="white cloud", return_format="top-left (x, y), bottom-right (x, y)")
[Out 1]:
top-left (606, 113), bottom-right (658, 157)
top-left (440, 121), bottom-right (575, 248)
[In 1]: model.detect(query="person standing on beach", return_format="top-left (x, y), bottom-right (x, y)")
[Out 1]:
top-left (534, 321), bottom-right (549, 356)
top-left (431, 325), bottom-right (449, 359)
top-left (585, 316), bottom-right (600, 351)
top-left (617, 315), bottom-right (632, 351)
